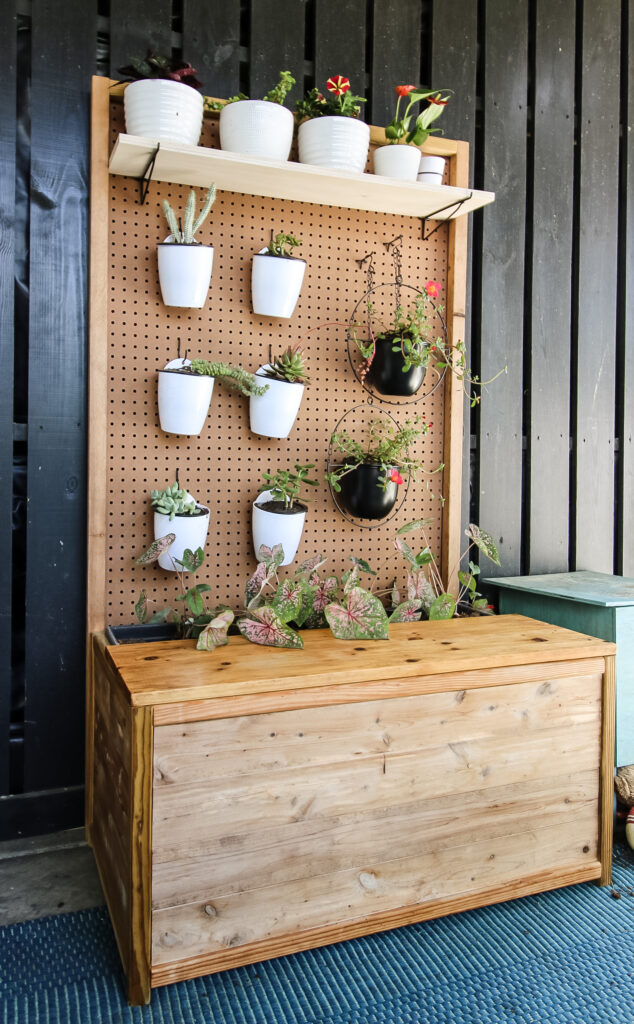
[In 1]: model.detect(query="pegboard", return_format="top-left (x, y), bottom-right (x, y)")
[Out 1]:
top-left (89, 79), bottom-right (467, 631)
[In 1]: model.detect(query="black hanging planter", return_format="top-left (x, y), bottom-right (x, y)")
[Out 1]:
top-left (367, 334), bottom-right (428, 396)
top-left (336, 462), bottom-right (399, 521)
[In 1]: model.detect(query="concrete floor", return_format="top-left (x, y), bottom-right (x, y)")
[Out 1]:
top-left (0, 827), bottom-right (104, 926)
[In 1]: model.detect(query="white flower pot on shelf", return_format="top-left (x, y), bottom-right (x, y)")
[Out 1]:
top-left (157, 240), bottom-right (214, 308)
top-left (298, 116), bottom-right (370, 173)
top-left (219, 100), bottom-right (294, 161)
top-left (123, 79), bottom-right (203, 145)
top-left (157, 358), bottom-right (214, 435)
top-left (251, 251), bottom-right (306, 318)
top-left (373, 144), bottom-right (421, 181)
top-left (154, 499), bottom-right (210, 571)
top-left (252, 490), bottom-right (306, 566)
top-left (249, 367), bottom-right (305, 438)
top-left (417, 155), bottom-right (446, 186)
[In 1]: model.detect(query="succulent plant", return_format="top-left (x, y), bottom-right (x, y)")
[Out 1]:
top-left (188, 359), bottom-right (269, 396)
top-left (118, 51), bottom-right (203, 90)
top-left (151, 482), bottom-right (198, 520)
top-left (266, 232), bottom-right (302, 258)
top-left (204, 70), bottom-right (296, 111)
top-left (260, 462), bottom-right (319, 510)
top-left (261, 346), bottom-right (309, 385)
top-left (162, 183), bottom-right (216, 244)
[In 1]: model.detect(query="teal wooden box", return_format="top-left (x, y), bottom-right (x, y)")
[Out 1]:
top-left (484, 571), bottom-right (634, 766)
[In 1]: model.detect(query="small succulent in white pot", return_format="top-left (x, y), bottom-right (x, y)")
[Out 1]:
top-left (158, 183), bottom-right (216, 308)
top-left (250, 345), bottom-right (309, 439)
top-left (151, 481), bottom-right (210, 571)
top-left (252, 462), bottom-right (319, 566)
top-left (207, 71), bottom-right (296, 162)
top-left (251, 231), bottom-right (306, 318)
top-left (158, 352), bottom-right (268, 435)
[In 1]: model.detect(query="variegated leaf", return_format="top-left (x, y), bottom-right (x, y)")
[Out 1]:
top-left (396, 518), bottom-right (434, 535)
top-left (324, 587), bottom-right (389, 641)
top-left (389, 600), bottom-right (423, 623)
top-left (272, 579), bottom-right (306, 624)
top-left (256, 543), bottom-right (285, 569)
top-left (465, 524), bottom-right (501, 566)
top-left (134, 590), bottom-right (147, 623)
top-left (350, 556), bottom-right (377, 576)
top-left (429, 593), bottom-right (456, 620)
top-left (295, 554), bottom-right (327, 577)
top-left (245, 562), bottom-right (268, 607)
top-left (393, 535), bottom-right (419, 568)
top-left (135, 533), bottom-right (175, 565)
top-left (407, 570), bottom-right (436, 611)
top-left (237, 606), bottom-right (304, 648)
top-left (196, 609), bottom-right (235, 652)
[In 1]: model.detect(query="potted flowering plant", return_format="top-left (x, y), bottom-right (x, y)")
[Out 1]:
top-left (158, 184), bottom-right (216, 308)
top-left (151, 481), bottom-right (210, 572)
top-left (326, 415), bottom-right (430, 520)
top-left (158, 352), bottom-right (267, 435)
top-left (295, 75), bottom-right (369, 173)
top-left (206, 71), bottom-right (296, 161)
top-left (251, 231), bottom-right (306, 318)
top-left (373, 85), bottom-right (451, 182)
top-left (118, 51), bottom-right (204, 145)
top-left (250, 346), bottom-right (309, 438)
top-left (252, 462), bottom-right (319, 565)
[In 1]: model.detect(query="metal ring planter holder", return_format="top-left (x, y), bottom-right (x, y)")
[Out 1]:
top-left (326, 401), bottom-right (412, 529)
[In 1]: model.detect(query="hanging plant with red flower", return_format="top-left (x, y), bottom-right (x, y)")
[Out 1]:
top-left (384, 86), bottom-right (452, 145)
top-left (295, 75), bottom-right (366, 120)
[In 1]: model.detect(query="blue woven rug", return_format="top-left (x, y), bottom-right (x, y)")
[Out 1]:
top-left (2, 847), bottom-right (634, 1024)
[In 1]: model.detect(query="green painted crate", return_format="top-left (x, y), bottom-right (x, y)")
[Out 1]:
top-left (484, 571), bottom-right (634, 766)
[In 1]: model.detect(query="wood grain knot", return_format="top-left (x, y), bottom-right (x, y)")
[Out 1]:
top-left (358, 871), bottom-right (378, 891)
top-left (204, 904), bottom-right (218, 917)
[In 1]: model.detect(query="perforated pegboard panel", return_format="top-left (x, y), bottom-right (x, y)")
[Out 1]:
top-left (105, 103), bottom-right (451, 625)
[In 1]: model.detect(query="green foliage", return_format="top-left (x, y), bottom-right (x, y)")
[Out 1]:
top-left (150, 482), bottom-right (197, 520)
top-left (266, 232), bottom-right (302, 258)
top-left (384, 87), bottom-right (452, 144)
top-left (295, 79), bottom-right (366, 120)
top-left (162, 184), bottom-right (216, 244)
top-left (326, 416), bottom-right (430, 493)
top-left (118, 52), bottom-right (202, 89)
top-left (261, 462), bottom-right (319, 510)
top-left (376, 297), bottom-right (440, 372)
top-left (204, 70), bottom-right (296, 110)
top-left (261, 346), bottom-right (309, 384)
top-left (188, 359), bottom-right (269, 397)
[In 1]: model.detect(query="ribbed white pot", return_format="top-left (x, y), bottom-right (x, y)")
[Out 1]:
top-left (252, 490), bottom-right (306, 566)
top-left (154, 502), bottom-right (210, 571)
top-left (373, 144), bottom-right (421, 181)
top-left (157, 242), bottom-right (214, 308)
top-left (251, 252), bottom-right (306, 318)
top-left (123, 79), bottom-right (203, 145)
top-left (298, 116), bottom-right (370, 173)
top-left (417, 155), bottom-right (446, 186)
top-left (158, 368), bottom-right (214, 435)
top-left (219, 100), bottom-right (294, 161)
top-left (250, 368), bottom-right (305, 438)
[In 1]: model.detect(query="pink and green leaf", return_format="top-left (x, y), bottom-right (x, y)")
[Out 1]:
top-left (407, 570), bottom-right (436, 610)
top-left (134, 590), bottom-right (147, 623)
top-left (135, 533), bottom-right (176, 566)
top-left (429, 593), bottom-right (456, 620)
top-left (237, 606), bottom-right (304, 648)
top-left (389, 599), bottom-right (423, 623)
top-left (465, 524), bottom-right (501, 566)
top-left (394, 535), bottom-right (419, 568)
top-left (196, 609), bottom-right (235, 652)
top-left (324, 586), bottom-right (389, 640)
top-left (272, 579), bottom-right (306, 624)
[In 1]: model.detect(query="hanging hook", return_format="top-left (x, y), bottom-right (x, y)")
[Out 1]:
top-left (383, 235), bottom-right (403, 252)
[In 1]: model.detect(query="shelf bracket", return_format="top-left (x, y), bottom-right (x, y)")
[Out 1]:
top-left (137, 144), bottom-right (160, 204)
top-left (420, 193), bottom-right (472, 240)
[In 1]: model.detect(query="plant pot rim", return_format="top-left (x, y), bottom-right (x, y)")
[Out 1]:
top-left (154, 502), bottom-right (210, 518)
top-left (300, 113), bottom-right (368, 124)
top-left (253, 251), bottom-right (307, 263)
top-left (157, 241), bottom-right (213, 248)
top-left (222, 98), bottom-right (293, 112)
top-left (254, 370), bottom-right (305, 387)
top-left (333, 460), bottom-right (400, 470)
top-left (254, 499), bottom-right (308, 515)
top-left (125, 78), bottom-right (201, 93)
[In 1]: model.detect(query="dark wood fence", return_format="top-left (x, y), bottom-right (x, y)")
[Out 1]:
top-left (1, 0), bottom-right (631, 838)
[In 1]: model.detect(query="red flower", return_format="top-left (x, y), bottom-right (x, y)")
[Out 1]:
top-left (428, 422), bottom-right (433, 429)
top-left (395, 84), bottom-right (416, 97)
top-left (317, 92), bottom-right (325, 102)
top-left (424, 280), bottom-right (441, 299)
top-left (327, 75), bottom-right (350, 96)
top-left (390, 469), bottom-right (404, 486)
top-left (428, 93), bottom-right (449, 106)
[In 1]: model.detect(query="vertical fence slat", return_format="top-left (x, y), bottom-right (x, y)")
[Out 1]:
top-left (478, 0), bottom-right (528, 576)
top-left (371, 0), bottom-right (421, 126)
top-left (622, 3), bottom-right (634, 576)
top-left (0, 6), bottom-right (16, 795)
top-left (250, 0), bottom-right (305, 106)
top-left (574, 0), bottom-right (620, 570)
top-left (24, 0), bottom-right (97, 792)
top-left (182, 0), bottom-right (241, 98)
top-left (431, 2), bottom-right (478, 537)
top-left (528, 0), bottom-right (576, 572)
top-left (314, 0), bottom-right (366, 95)
top-left (109, 0), bottom-right (172, 79)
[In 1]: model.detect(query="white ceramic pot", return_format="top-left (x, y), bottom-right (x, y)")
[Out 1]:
top-left (249, 367), bottom-right (305, 438)
top-left (252, 490), bottom-right (306, 566)
top-left (157, 242), bottom-right (214, 308)
top-left (417, 155), bottom-right (446, 186)
top-left (373, 144), bottom-right (421, 181)
top-left (219, 100), bottom-right (294, 161)
top-left (158, 358), bottom-right (214, 435)
top-left (123, 79), bottom-right (203, 145)
top-left (154, 501), bottom-right (210, 571)
top-left (298, 116), bottom-right (370, 173)
top-left (251, 251), bottom-right (306, 318)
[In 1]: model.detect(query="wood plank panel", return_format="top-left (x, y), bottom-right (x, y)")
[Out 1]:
top-left (24, 0), bottom-right (97, 791)
top-left (182, 0), bottom-right (241, 98)
top-left (129, 705), bottom-right (153, 1006)
top-left (109, 0), bottom-right (172, 79)
top-left (620, 5), bottom-right (634, 576)
top-left (478, 0), bottom-right (528, 575)
top-left (152, 769), bottom-right (598, 909)
top-left (250, 0), bottom-right (305, 107)
top-left (152, 717), bottom-right (600, 851)
top-left (0, 0), bottom-right (17, 796)
top-left (371, 0), bottom-right (421, 127)
top-left (153, 673), bottom-right (601, 785)
top-left (314, 0), bottom-right (366, 94)
top-left (574, 0), bottom-right (620, 570)
top-left (528, 0), bottom-right (575, 572)
top-left (151, 812), bottom-right (598, 966)
top-left (600, 654), bottom-right (616, 883)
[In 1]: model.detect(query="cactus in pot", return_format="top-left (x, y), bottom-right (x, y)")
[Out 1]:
top-left (158, 184), bottom-right (217, 308)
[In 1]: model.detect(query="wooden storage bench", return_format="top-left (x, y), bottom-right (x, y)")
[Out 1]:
top-left (86, 614), bottom-right (615, 1005)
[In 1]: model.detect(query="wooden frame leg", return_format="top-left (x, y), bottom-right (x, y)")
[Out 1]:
top-left (598, 655), bottom-right (616, 886)
top-left (128, 706), bottom-right (153, 1005)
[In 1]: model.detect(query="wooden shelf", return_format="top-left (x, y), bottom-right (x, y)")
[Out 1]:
top-left (108, 133), bottom-right (495, 220)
